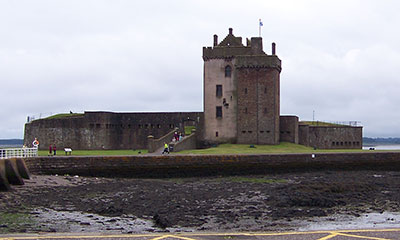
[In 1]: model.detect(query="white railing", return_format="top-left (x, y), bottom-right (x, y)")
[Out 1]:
top-left (0, 147), bottom-right (38, 159)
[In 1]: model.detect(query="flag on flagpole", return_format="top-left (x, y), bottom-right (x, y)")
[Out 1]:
top-left (259, 19), bottom-right (263, 27)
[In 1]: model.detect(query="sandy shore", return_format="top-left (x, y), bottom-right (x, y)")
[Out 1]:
top-left (1, 171), bottom-right (400, 233)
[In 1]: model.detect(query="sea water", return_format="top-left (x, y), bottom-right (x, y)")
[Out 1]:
top-left (363, 144), bottom-right (400, 150)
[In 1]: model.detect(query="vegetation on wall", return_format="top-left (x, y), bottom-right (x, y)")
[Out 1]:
top-left (45, 113), bottom-right (84, 119)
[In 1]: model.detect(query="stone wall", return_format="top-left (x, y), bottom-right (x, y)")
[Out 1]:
top-left (24, 152), bottom-right (400, 178)
top-left (298, 124), bottom-right (309, 146)
top-left (308, 126), bottom-right (363, 149)
top-left (279, 116), bottom-right (299, 144)
top-left (24, 111), bottom-right (203, 150)
top-left (170, 132), bottom-right (197, 152)
top-left (236, 66), bottom-right (280, 145)
top-left (202, 58), bottom-right (238, 143)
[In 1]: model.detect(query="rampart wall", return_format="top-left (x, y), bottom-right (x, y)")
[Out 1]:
top-left (308, 126), bottom-right (363, 149)
top-left (24, 111), bottom-right (203, 150)
top-left (279, 116), bottom-right (299, 144)
top-left (24, 152), bottom-right (400, 178)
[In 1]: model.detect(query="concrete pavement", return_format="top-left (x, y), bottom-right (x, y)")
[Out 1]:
top-left (2, 229), bottom-right (400, 240)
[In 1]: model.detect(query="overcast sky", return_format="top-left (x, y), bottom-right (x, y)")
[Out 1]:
top-left (1, 0), bottom-right (400, 139)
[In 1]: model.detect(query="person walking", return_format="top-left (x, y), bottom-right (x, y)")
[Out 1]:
top-left (162, 142), bottom-right (169, 154)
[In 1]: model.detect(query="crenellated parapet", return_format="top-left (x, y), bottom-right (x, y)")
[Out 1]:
top-left (203, 28), bottom-right (275, 61)
top-left (235, 55), bottom-right (281, 72)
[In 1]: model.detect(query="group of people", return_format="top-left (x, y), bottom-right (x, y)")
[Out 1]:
top-left (48, 144), bottom-right (57, 156)
top-left (162, 131), bottom-right (185, 154)
top-left (172, 131), bottom-right (184, 142)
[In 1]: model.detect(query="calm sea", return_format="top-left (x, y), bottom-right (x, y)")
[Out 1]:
top-left (0, 144), bottom-right (23, 148)
top-left (362, 144), bottom-right (400, 150)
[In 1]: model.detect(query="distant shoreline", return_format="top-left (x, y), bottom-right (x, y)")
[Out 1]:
top-left (0, 139), bottom-right (23, 148)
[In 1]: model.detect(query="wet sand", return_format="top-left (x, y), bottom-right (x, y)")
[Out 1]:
top-left (1, 171), bottom-right (400, 233)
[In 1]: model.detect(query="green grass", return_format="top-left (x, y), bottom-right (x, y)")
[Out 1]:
top-left (38, 149), bottom-right (147, 156)
top-left (45, 113), bottom-right (84, 119)
top-left (300, 121), bottom-right (346, 127)
top-left (0, 212), bottom-right (34, 233)
top-left (184, 126), bottom-right (196, 135)
top-left (176, 142), bottom-right (366, 154)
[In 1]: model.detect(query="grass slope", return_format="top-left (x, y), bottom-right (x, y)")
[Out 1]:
top-left (176, 142), bottom-right (365, 154)
top-left (38, 149), bottom-right (147, 156)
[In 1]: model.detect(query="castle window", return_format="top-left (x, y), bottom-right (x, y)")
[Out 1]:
top-left (244, 107), bottom-right (248, 114)
top-left (248, 131), bottom-right (252, 133)
top-left (242, 131), bottom-right (246, 133)
top-left (138, 124), bottom-right (142, 128)
top-left (89, 123), bottom-right (94, 128)
top-left (260, 131), bottom-right (264, 133)
top-left (216, 131), bottom-right (219, 137)
top-left (264, 108), bottom-right (267, 114)
top-left (216, 106), bottom-right (223, 118)
top-left (264, 87), bottom-right (267, 94)
top-left (225, 65), bottom-right (232, 77)
top-left (169, 124), bottom-right (174, 129)
top-left (332, 142), bottom-right (335, 146)
top-left (96, 124), bottom-right (101, 128)
top-left (157, 124), bottom-right (161, 128)
top-left (244, 88), bottom-right (248, 94)
top-left (216, 85), bottom-right (223, 97)
top-left (128, 124), bottom-right (131, 128)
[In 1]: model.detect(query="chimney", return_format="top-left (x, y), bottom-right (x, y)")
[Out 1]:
top-left (272, 42), bottom-right (276, 55)
top-left (229, 28), bottom-right (233, 35)
top-left (251, 37), bottom-right (263, 54)
top-left (213, 34), bottom-right (218, 47)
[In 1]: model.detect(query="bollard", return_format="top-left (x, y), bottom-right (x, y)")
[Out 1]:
top-left (0, 159), bottom-right (12, 191)
top-left (4, 159), bottom-right (24, 185)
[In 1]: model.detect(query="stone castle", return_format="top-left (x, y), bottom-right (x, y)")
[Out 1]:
top-left (24, 28), bottom-right (363, 150)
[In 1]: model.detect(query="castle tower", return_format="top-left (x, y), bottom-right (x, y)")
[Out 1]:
top-left (202, 28), bottom-right (281, 144)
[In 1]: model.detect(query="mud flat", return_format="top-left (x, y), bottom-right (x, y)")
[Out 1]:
top-left (1, 171), bottom-right (400, 233)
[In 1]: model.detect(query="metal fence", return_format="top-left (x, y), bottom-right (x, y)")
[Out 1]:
top-left (0, 147), bottom-right (38, 159)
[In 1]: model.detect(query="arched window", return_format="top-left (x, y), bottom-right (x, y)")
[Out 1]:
top-left (225, 65), bottom-right (232, 77)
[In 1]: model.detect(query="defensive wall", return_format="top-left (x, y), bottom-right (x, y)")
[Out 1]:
top-left (24, 111), bottom-right (203, 150)
top-left (24, 152), bottom-right (400, 178)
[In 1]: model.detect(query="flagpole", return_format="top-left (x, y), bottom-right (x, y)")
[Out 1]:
top-left (259, 19), bottom-right (262, 37)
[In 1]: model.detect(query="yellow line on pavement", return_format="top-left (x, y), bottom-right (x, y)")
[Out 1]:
top-left (0, 234), bottom-right (159, 240)
top-left (336, 232), bottom-right (392, 240)
top-left (151, 235), bottom-right (198, 240)
top-left (1, 228), bottom-right (400, 240)
top-left (317, 233), bottom-right (339, 240)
